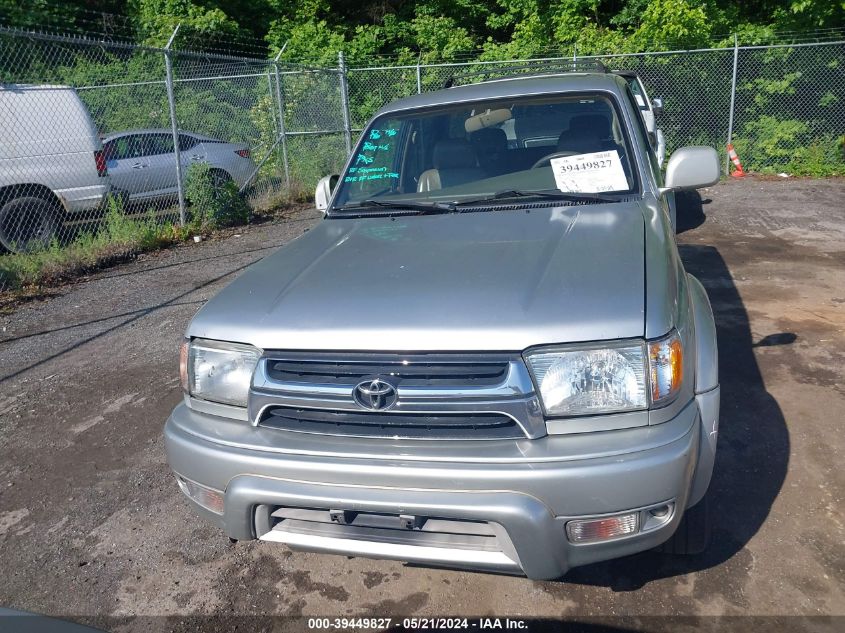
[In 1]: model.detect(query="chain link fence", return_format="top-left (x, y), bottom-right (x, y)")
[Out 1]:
top-left (1, 23), bottom-right (843, 291)
top-left (349, 41), bottom-right (845, 174)
top-left (0, 26), bottom-right (347, 267)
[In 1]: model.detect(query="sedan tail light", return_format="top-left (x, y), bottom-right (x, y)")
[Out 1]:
top-left (94, 149), bottom-right (108, 177)
top-left (235, 148), bottom-right (251, 158)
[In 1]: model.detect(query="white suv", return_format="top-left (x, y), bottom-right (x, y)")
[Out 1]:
top-left (0, 84), bottom-right (110, 251)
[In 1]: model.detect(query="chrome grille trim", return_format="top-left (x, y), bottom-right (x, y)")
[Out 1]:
top-left (249, 352), bottom-right (545, 439)
top-left (267, 353), bottom-right (510, 387)
top-left (259, 408), bottom-right (524, 440)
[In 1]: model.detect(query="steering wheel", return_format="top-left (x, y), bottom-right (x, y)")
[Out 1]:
top-left (530, 150), bottom-right (578, 169)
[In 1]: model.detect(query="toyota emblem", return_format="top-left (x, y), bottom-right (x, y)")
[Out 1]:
top-left (353, 377), bottom-right (397, 411)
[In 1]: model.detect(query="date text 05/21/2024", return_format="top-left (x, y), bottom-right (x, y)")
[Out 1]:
top-left (307, 618), bottom-right (529, 630)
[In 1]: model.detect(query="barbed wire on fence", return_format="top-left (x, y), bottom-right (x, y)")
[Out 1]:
top-left (1, 20), bottom-right (844, 293)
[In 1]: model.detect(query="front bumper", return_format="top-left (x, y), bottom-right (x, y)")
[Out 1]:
top-left (164, 392), bottom-right (717, 580)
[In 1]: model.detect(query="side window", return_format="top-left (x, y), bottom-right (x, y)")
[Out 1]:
top-left (178, 134), bottom-right (197, 151)
top-left (110, 136), bottom-right (142, 160)
top-left (143, 134), bottom-right (174, 156)
top-left (137, 135), bottom-right (154, 157)
top-left (628, 78), bottom-right (648, 111)
top-left (624, 87), bottom-right (661, 179)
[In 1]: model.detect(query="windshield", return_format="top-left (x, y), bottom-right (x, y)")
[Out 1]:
top-left (331, 92), bottom-right (639, 213)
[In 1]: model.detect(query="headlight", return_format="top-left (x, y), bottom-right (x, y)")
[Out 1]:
top-left (526, 342), bottom-right (647, 416)
top-left (180, 338), bottom-right (261, 407)
top-left (525, 331), bottom-right (683, 417)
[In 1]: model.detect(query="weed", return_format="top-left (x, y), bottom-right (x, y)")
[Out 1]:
top-left (0, 196), bottom-right (188, 292)
top-left (184, 163), bottom-right (250, 231)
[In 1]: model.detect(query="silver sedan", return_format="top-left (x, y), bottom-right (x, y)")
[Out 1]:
top-left (102, 129), bottom-right (256, 205)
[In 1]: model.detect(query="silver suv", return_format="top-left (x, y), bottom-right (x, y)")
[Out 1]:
top-left (165, 70), bottom-right (721, 580)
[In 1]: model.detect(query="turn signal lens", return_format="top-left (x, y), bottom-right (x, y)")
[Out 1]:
top-left (648, 331), bottom-right (683, 405)
top-left (176, 476), bottom-right (224, 514)
top-left (179, 340), bottom-right (189, 393)
top-left (566, 513), bottom-right (639, 543)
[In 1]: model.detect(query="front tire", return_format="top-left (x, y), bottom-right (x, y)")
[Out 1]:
top-left (0, 195), bottom-right (60, 252)
top-left (657, 491), bottom-right (711, 555)
top-left (209, 169), bottom-right (232, 191)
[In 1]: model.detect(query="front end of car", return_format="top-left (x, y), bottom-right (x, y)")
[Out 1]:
top-left (165, 321), bottom-right (719, 579)
top-left (164, 78), bottom-right (721, 579)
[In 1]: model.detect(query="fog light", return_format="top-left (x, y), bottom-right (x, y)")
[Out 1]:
top-left (176, 476), bottom-right (224, 514)
top-left (566, 512), bottom-right (639, 543)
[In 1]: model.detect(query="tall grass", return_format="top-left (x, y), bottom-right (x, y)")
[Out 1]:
top-left (0, 200), bottom-right (188, 292)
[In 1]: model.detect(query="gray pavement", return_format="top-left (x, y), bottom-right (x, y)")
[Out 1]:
top-left (0, 178), bottom-right (843, 630)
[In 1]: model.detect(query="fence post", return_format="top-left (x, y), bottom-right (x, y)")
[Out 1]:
top-left (163, 25), bottom-right (186, 226)
top-left (416, 52), bottom-right (422, 94)
top-left (725, 33), bottom-right (739, 176)
top-left (338, 51), bottom-right (353, 155)
top-left (272, 58), bottom-right (291, 190)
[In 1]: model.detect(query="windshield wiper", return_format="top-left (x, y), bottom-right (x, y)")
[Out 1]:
top-left (334, 199), bottom-right (457, 214)
top-left (333, 189), bottom-right (620, 216)
top-left (454, 189), bottom-right (620, 206)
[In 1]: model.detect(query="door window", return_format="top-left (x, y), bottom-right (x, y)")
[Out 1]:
top-left (142, 134), bottom-right (175, 157)
top-left (627, 78), bottom-right (649, 112)
top-left (105, 135), bottom-right (144, 160)
top-left (178, 134), bottom-right (198, 151)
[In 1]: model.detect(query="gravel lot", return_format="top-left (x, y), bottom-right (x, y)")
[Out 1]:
top-left (0, 178), bottom-right (843, 631)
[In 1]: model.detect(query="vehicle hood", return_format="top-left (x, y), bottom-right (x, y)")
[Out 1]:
top-left (189, 204), bottom-right (646, 351)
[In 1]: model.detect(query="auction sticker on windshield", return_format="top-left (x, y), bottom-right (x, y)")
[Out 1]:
top-left (550, 150), bottom-right (628, 193)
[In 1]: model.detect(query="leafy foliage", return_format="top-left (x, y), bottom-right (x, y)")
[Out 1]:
top-left (5, 0), bottom-right (842, 64)
top-left (184, 162), bottom-right (251, 230)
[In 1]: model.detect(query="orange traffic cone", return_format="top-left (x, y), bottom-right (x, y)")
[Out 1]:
top-left (727, 143), bottom-right (746, 178)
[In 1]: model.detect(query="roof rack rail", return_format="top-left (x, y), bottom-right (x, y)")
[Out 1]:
top-left (609, 69), bottom-right (639, 78)
top-left (442, 60), bottom-right (608, 88)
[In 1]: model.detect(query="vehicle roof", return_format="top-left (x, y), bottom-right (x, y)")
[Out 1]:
top-left (1, 83), bottom-right (74, 91)
top-left (101, 129), bottom-right (217, 141)
top-left (374, 73), bottom-right (630, 117)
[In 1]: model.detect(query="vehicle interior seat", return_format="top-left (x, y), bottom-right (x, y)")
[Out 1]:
top-left (556, 114), bottom-right (618, 155)
top-left (417, 139), bottom-right (485, 192)
top-left (470, 127), bottom-right (509, 176)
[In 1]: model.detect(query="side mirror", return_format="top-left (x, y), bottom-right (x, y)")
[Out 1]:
top-left (315, 174), bottom-right (339, 214)
top-left (662, 146), bottom-right (719, 192)
top-left (652, 97), bottom-right (664, 116)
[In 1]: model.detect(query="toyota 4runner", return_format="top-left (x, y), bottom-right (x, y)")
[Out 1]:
top-left (164, 68), bottom-right (721, 580)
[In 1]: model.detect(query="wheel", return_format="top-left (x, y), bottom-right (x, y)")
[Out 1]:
top-left (0, 195), bottom-right (59, 252)
top-left (209, 169), bottom-right (232, 192)
top-left (656, 492), bottom-right (711, 555)
top-left (530, 150), bottom-right (577, 169)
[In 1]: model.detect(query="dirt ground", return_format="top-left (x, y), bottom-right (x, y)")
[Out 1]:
top-left (0, 178), bottom-right (843, 631)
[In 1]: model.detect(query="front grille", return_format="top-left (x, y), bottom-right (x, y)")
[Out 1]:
top-left (252, 351), bottom-right (541, 440)
top-left (259, 407), bottom-right (523, 440)
top-left (266, 352), bottom-right (509, 387)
